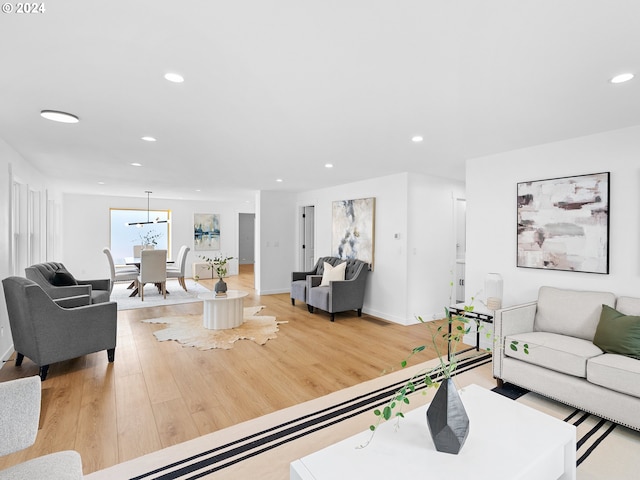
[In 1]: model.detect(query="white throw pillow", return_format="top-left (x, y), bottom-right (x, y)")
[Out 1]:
top-left (320, 261), bottom-right (346, 286)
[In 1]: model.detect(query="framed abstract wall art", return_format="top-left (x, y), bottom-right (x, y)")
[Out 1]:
top-left (517, 172), bottom-right (609, 274)
top-left (194, 213), bottom-right (220, 251)
top-left (332, 197), bottom-right (375, 267)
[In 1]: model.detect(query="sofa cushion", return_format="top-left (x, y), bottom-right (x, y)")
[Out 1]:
top-left (505, 331), bottom-right (604, 378)
top-left (616, 296), bottom-right (640, 316)
top-left (588, 353), bottom-right (640, 399)
top-left (320, 261), bottom-right (346, 286)
top-left (593, 305), bottom-right (640, 359)
top-left (90, 290), bottom-right (111, 304)
top-left (534, 286), bottom-right (616, 340)
top-left (51, 268), bottom-right (78, 286)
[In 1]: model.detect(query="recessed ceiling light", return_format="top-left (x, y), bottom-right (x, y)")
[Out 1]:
top-left (141, 136), bottom-right (157, 142)
top-left (412, 135), bottom-right (424, 143)
top-left (98, 181), bottom-right (105, 185)
top-left (276, 178), bottom-right (283, 183)
top-left (195, 189), bottom-right (201, 192)
top-left (40, 110), bottom-right (79, 123)
top-left (131, 162), bottom-right (142, 167)
top-left (610, 73), bottom-right (634, 84)
top-left (325, 163), bottom-right (334, 168)
top-left (164, 72), bottom-right (184, 83)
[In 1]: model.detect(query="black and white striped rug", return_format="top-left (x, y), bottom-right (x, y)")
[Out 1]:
top-left (494, 383), bottom-right (640, 479)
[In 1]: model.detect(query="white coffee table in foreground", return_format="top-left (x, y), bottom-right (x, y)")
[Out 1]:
top-left (198, 290), bottom-right (248, 330)
top-left (290, 384), bottom-right (576, 480)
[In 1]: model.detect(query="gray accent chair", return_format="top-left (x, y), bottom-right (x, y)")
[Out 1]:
top-left (291, 256), bottom-right (341, 306)
top-left (2, 276), bottom-right (117, 381)
top-left (306, 258), bottom-right (370, 322)
top-left (0, 376), bottom-right (83, 479)
top-left (25, 262), bottom-right (111, 304)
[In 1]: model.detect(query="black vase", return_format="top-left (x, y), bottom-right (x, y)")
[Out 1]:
top-left (214, 278), bottom-right (227, 294)
top-left (426, 378), bottom-right (469, 454)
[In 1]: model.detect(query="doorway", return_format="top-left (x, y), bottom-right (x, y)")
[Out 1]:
top-left (238, 213), bottom-right (255, 267)
top-left (454, 198), bottom-right (466, 303)
top-left (299, 206), bottom-right (315, 270)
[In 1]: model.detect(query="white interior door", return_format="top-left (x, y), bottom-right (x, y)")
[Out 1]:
top-left (301, 206), bottom-right (315, 270)
top-left (454, 198), bottom-right (466, 303)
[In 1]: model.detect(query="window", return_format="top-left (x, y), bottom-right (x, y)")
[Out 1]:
top-left (109, 209), bottom-right (170, 264)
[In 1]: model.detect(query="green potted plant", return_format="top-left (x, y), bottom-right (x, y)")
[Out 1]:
top-left (195, 254), bottom-right (234, 296)
top-left (137, 230), bottom-right (162, 249)
top-left (360, 296), bottom-right (528, 454)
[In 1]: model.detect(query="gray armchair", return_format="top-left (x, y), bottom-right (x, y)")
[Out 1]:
top-left (25, 261), bottom-right (111, 304)
top-left (2, 276), bottom-right (117, 381)
top-left (0, 376), bottom-right (83, 479)
top-left (291, 256), bottom-right (343, 306)
top-left (307, 258), bottom-right (370, 322)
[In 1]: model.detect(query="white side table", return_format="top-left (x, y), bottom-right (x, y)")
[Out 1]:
top-left (198, 290), bottom-right (248, 330)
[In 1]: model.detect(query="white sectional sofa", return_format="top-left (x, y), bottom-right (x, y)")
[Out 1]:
top-left (493, 286), bottom-right (640, 431)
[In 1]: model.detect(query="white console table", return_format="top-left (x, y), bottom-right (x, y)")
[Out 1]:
top-left (290, 384), bottom-right (576, 480)
top-left (198, 290), bottom-right (248, 330)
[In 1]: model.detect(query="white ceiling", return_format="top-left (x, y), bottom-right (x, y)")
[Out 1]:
top-left (1, 1), bottom-right (639, 203)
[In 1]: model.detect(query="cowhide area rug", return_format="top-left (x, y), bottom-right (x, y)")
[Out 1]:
top-left (143, 306), bottom-right (287, 350)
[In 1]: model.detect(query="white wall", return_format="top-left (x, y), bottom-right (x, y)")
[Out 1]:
top-left (466, 125), bottom-right (640, 309)
top-left (295, 172), bottom-right (464, 324)
top-left (407, 173), bottom-right (466, 321)
top-left (62, 193), bottom-right (255, 280)
top-left (0, 139), bottom-right (56, 361)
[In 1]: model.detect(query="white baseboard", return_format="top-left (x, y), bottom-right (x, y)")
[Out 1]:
top-left (362, 308), bottom-right (413, 325)
top-left (257, 288), bottom-right (290, 295)
top-left (1, 344), bottom-right (14, 363)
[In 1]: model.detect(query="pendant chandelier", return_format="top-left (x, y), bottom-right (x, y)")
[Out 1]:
top-left (127, 191), bottom-right (169, 227)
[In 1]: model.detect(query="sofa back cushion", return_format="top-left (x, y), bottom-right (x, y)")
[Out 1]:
top-left (315, 257), bottom-right (368, 281)
top-left (29, 262), bottom-right (66, 283)
top-left (534, 286), bottom-right (616, 340)
top-left (616, 296), bottom-right (640, 316)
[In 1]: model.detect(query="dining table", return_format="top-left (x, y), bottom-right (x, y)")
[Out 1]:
top-left (124, 257), bottom-right (174, 298)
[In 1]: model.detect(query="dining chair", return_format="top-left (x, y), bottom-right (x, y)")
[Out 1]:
top-left (167, 245), bottom-right (190, 291)
top-left (137, 249), bottom-right (167, 301)
top-left (103, 247), bottom-right (139, 293)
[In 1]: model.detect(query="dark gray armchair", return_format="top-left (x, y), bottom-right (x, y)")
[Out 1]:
top-left (25, 261), bottom-right (111, 305)
top-left (291, 256), bottom-right (342, 306)
top-left (2, 276), bottom-right (117, 381)
top-left (306, 258), bottom-right (370, 322)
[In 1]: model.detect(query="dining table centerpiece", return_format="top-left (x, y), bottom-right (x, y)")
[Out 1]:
top-left (136, 230), bottom-right (162, 250)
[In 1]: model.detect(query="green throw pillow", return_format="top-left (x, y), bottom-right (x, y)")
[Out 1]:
top-left (593, 304), bottom-right (640, 359)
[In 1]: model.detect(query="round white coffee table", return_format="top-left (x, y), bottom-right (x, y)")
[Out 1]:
top-left (198, 290), bottom-right (249, 330)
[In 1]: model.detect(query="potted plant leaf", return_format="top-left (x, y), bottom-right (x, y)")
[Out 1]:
top-left (360, 297), bottom-right (528, 454)
top-left (136, 230), bottom-right (162, 249)
top-left (195, 254), bottom-right (234, 296)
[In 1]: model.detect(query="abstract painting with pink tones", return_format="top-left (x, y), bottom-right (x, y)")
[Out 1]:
top-left (517, 172), bottom-right (609, 274)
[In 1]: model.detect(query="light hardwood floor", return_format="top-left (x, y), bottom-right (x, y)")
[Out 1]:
top-left (0, 265), bottom-right (453, 475)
